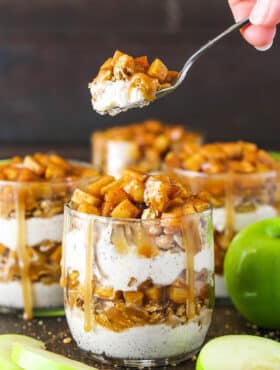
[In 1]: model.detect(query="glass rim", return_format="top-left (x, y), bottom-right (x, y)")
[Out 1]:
top-left (64, 203), bottom-right (212, 224)
top-left (0, 159), bottom-right (98, 186)
top-left (172, 167), bottom-right (277, 179)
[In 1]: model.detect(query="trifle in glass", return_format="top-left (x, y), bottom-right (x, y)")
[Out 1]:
top-left (62, 170), bottom-right (214, 367)
top-left (0, 153), bottom-right (98, 319)
top-left (165, 141), bottom-right (278, 297)
top-left (92, 119), bottom-right (202, 178)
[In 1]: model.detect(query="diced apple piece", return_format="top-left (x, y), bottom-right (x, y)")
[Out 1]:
top-left (11, 342), bottom-right (97, 370)
top-left (168, 286), bottom-right (188, 304)
top-left (144, 287), bottom-right (162, 301)
top-left (148, 58), bottom-right (168, 83)
top-left (124, 291), bottom-right (144, 305)
top-left (111, 199), bottom-right (140, 218)
top-left (134, 56), bottom-right (149, 73)
top-left (0, 334), bottom-right (44, 370)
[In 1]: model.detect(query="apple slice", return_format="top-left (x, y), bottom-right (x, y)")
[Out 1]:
top-left (0, 334), bottom-right (44, 370)
top-left (11, 343), bottom-right (97, 370)
top-left (196, 335), bottom-right (280, 370)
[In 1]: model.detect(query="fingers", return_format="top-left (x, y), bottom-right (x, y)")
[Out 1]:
top-left (228, 0), bottom-right (278, 48)
top-left (250, 0), bottom-right (280, 27)
top-left (228, 0), bottom-right (255, 21)
top-left (241, 23), bottom-right (276, 47)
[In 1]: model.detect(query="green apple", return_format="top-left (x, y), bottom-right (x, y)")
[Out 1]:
top-left (33, 309), bottom-right (65, 318)
top-left (11, 343), bottom-right (97, 370)
top-left (269, 151), bottom-right (280, 162)
top-left (0, 334), bottom-right (44, 370)
top-left (224, 218), bottom-right (280, 328)
top-left (196, 335), bottom-right (280, 370)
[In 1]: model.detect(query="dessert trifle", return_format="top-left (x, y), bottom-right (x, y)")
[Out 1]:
top-left (92, 119), bottom-right (202, 177)
top-left (89, 50), bottom-right (178, 115)
top-left (165, 141), bottom-right (278, 297)
top-left (62, 170), bottom-right (214, 367)
top-left (0, 153), bottom-right (98, 319)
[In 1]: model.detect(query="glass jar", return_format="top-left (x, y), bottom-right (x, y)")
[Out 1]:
top-left (172, 169), bottom-right (278, 298)
top-left (91, 122), bottom-right (203, 178)
top-left (63, 205), bottom-right (214, 367)
top-left (0, 162), bottom-right (97, 319)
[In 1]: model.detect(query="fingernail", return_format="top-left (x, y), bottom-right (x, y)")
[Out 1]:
top-left (255, 41), bottom-right (273, 51)
top-left (250, 0), bottom-right (269, 25)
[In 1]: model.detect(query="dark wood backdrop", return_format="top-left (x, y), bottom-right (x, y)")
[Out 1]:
top-left (0, 0), bottom-right (279, 149)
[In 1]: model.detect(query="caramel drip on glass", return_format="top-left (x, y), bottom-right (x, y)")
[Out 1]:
top-left (60, 208), bottom-right (69, 288)
top-left (224, 173), bottom-right (235, 246)
top-left (16, 186), bottom-right (33, 320)
top-left (84, 219), bottom-right (94, 332)
top-left (182, 219), bottom-right (196, 319)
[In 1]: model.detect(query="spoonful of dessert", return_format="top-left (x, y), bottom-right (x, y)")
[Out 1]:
top-left (89, 18), bottom-right (249, 116)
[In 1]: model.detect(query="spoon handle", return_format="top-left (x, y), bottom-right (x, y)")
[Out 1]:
top-left (178, 18), bottom-right (250, 84)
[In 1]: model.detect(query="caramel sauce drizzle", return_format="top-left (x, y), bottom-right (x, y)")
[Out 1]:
top-left (182, 219), bottom-right (196, 319)
top-left (129, 73), bottom-right (157, 102)
top-left (84, 219), bottom-right (95, 332)
top-left (224, 173), bottom-right (235, 247)
top-left (16, 187), bottom-right (33, 320)
top-left (60, 209), bottom-right (69, 288)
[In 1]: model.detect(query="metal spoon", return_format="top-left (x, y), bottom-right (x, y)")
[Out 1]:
top-left (156, 18), bottom-right (250, 100)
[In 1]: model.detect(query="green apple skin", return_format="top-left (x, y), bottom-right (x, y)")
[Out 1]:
top-left (196, 335), bottom-right (280, 370)
top-left (0, 334), bottom-right (44, 370)
top-left (11, 343), bottom-right (97, 370)
top-left (224, 217), bottom-right (280, 329)
top-left (269, 151), bottom-right (280, 162)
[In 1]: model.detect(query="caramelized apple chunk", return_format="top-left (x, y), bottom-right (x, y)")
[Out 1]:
top-left (70, 172), bottom-right (210, 220)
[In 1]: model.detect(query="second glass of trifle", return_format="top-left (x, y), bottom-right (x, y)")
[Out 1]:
top-left (62, 170), bottom-right (214, 367)
top-left (165, 141), bottom-right (278, 297)
top-left (91, 119), bottom-right (202, 178)
top-left (0, 153), bottom-right (98, 319)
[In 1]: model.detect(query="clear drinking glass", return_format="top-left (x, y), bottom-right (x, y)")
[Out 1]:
top-left (63, 205), bottom-right (214, 367)
top-left (91, 127), bottom-right (203, 178)
top-left (0, 163), bottom-right (95, 319)
top-left (172, 169), bottom-right (278, 298)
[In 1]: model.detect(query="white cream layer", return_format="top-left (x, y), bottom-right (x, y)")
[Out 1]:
top-left (0, 281), bottom-right (63, 309)
top-left (212, 205), bottom-right (277, 233)
top-left (90, 80), bottom-right (150, 116)
top-left (0, 214), bottom-right (64, 250)
top-left (66, 307), bottom-right (212, 359)
top-left (65, 226), bottom-right (213, 291)
top-left (106, 140), bottom-right (137, 178)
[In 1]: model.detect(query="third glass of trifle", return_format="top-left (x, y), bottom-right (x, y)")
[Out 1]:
top-left (165, 141), bottom-right (278, 297)
top-left (91, 119), bottom-right (202, 178)
top-left (0, 153), bottom-right (98, 319)
top-left (62, 170), bottom-right (214, 367)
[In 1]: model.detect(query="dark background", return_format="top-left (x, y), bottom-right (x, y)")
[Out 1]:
top-left (0, 0), bottom-right (279, 153)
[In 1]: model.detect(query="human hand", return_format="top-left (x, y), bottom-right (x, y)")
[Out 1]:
top-left (228, 0), bottom-right (280, 50)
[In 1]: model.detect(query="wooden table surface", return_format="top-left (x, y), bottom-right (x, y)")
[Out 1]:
top-left (1, 303), bottom-right (279, 369)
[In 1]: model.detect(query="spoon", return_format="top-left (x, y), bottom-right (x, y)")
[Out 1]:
top-left (156, 18), bottom-right (250, 100)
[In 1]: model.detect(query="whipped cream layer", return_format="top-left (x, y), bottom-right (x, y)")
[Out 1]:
top-left (0, 281), bottom-right (63, 309)
top-left (65, 224), bottom-right (213, 291)
top-left (0, 214), bottom-right (63, 250)
top-left (66, 307), bottom-right (212, 360)
top-left (213, 205), bottom-right (277, 233)
top-left (90, 80), bottom-right (150, 116)
top-left (106, 140), bottom-right (137, 178)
